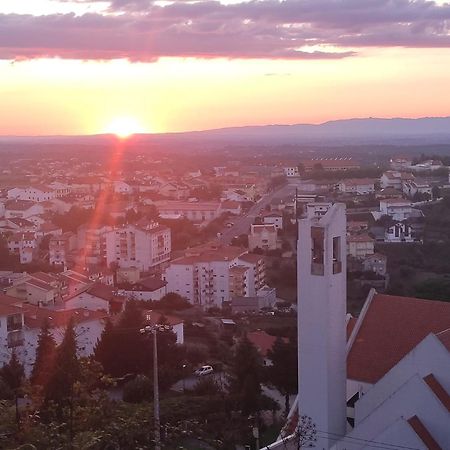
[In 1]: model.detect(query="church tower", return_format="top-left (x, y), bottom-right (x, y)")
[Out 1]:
top-left (297, 203), bottom-right (347, 447)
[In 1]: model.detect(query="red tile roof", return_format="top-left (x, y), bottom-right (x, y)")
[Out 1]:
top-left (247, 330), bottom-right (287, 357)
top-left (347, 294), bottom-right (450, 384)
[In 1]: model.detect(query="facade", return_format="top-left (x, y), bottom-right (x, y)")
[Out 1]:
top-left (5, 200), bottom-right (44, 219)
top-left (380, 171), bottom-right (414, 190)
top-left (262, 212), bottom-right (283, 230)
top-left (297, 203), bottom-right (347, 448)
top-left (155, 201), bottom-right (221, 224)
top-left (248, 224), bottom-right (277, 251)
top-left (347, 234), bottom-right (375, 258)
top-left (164, 245), bottom-right (265, 308)
top-left (362, 253), bottom-right (387, 276)
top-left (118, 277), bottom-right (167, 301)
top-left (378, 198), bottom-right (418, 221)
top-left (7, 186), bottom-right (55, 203)
top-left (402, 180), bottom-right (432, 199)
top-left (49, 232), bottom-right (77, 267)
top-left (77, 225), bottom-right (113, 266)
top-left (338, 178), bottom-right (375, 195)
top-left (105, 222), bottom-right (171, 271)
top-left (385, 222), bottom-right (414, 243)
top-left (283, 167), bottom-right (299, 177)
top-left (7, 232), bottom-right (38, 264)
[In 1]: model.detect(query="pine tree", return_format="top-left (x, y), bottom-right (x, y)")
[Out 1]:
top-left (31, 318), bottom-right (57, 388)
top-left (267, 336), bottom-right (298, 417)
top-left (45, 316), bottom-right (80, 406)
top-left (229, 336), bottom-right (263, 415)
top-left (1, 350), bottom-right (24, 392)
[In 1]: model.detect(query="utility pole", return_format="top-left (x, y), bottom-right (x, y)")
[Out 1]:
top-left (153, 329), bottom-right (161, 450)
top-left (141, 321), bottom-right (173, 450)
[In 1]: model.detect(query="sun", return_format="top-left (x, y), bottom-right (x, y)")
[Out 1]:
top-left (104, 117), bottom-right (146, 138)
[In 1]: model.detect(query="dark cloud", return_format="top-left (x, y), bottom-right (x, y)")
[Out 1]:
top-left (0, 0), bottom-right (449, 61)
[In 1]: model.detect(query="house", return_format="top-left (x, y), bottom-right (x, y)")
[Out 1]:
top-left (338, 178), bottom-right (375, 195)
top-left (6, 274), bottom-right (58, 307)
top-left (5, 200), bottom-right (44, 220)
top-left (402, 180), bottom-right (432, 199)
top-left (377, 198), bottom-right (422, 221)
top-left (412, 159), bottom-right (444, 172)
top-left (64, 282), bottom-right (114, 312)
top-left (231, 286), bottom-right (276, 314)
top-left (113, 180), bottom-right (133, 194)
top-left (362, 253), bottom-right (387, 277)
top-left (7, 232), bottom-right (38, 264)
top-left (248, 224), bottom-right (277, 251)
top-left (142, 310), bottom-right (184, 344)
top-left (263, 212), bottom-right (283, 230)
top-left (118, 277), bottom-right (167, 301)
top-left (380, 171), bottom-right (414, 190)
top-left (385, 221), bottom-right (414, 243)
top-left (159, 182), bottom-right (190, 200)
top-left (347, 234), bottom-right (375, 258)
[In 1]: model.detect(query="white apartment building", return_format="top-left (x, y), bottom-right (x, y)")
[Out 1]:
top-left (262, 212), bottom-right (283, 230)
top-left (164, 245), bottom-right (265, 308)
top-left (5, 200), bottom-right (44, 220)
top-left (106, 222), bottom-right (171, 271)
top-left (77, 225), bottom-right (113, 266)
top-left (49, 232), bottom-right (77, 267)
top-left (7, 231), bottom-right (38, 264)
top-left (7, 186), bottom-right (55, 202)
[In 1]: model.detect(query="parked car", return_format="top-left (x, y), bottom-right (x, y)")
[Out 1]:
top-left (226, 222), bottom-right (234, 228)
top-left (194, 365), bottom-right (214, 376)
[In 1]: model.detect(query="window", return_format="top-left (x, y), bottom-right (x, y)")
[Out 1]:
top-left (311, 227), bottom-right (324, 275)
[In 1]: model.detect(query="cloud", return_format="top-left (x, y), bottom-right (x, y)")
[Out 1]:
top-left (0, 0), bottom-right (449, 62)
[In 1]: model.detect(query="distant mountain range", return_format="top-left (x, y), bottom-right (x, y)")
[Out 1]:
top-left (1, 116), bottom-right (450, 146)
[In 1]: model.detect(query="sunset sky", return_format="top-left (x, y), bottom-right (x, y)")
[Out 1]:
top-left (1, 0), bottom-right (450, 135)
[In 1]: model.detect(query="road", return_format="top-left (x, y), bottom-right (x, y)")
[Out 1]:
top-left (171, 372), bottom-right (227, 392)
top-left (218, 183), bottom-right (297, 245)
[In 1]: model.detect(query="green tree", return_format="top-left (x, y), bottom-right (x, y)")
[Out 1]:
top-left (229, 336), bottom-right (263, 415)
top-left (267, 337), bottom-right (297, 417)
top-left (45, 317), bottom-right (80, 407)
top-left (31, 318), bottom-right (57, 388)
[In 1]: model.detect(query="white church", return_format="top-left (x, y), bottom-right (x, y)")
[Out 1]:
top-left (266, 203), bottom-right (450, 450)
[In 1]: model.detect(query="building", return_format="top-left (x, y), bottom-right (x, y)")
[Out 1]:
top-left (300, 159), bottom-right (360, 172)
top-left (7, 232), bottom-right (38, 264)
top-left (155, 201), bottom-right (221, 224)
top-left (248, 224), bottom-right (277, 251)
top-left (297, 203), bottom-right (347, 447)
top-left (49, 232), bottom-right (77, 267)
top-left (378, 198), bottom-right (421, 221)
top-left (284, 167), bottom-right (299, 177)
top-left (347, 234), bottom-right (375, 258)
top-left (5, 200), bottom-right (44, 220)
top-left (402, 180), bottom-right (432, 199)
top-left (105, 222), bottom-right (171, 271)
top-left (6, 273), bottom-right (59, 307)
top-left (262, 212), bottom-right (283, 230)
top-left (164, 245), bottom-right (265, 308)
top-left (77, 225), bottom-right (113, 266)
top-left (118, 277), bottom-right (167, 301)
top-left (7, 186), bottom-right (55, 202)
top-left (247, 330), bottom-right (288, 366)
top-left (338, 178), bottom-right (375, 195)
top-left (380, 171), bottom-right (414, 190)
top-left (385, 221), bottom-right (414, 243)
top-left (362, 253), bottom-right (387, 277)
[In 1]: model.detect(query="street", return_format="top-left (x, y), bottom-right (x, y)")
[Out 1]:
top-left (218, 182), bottom-right (298, 245)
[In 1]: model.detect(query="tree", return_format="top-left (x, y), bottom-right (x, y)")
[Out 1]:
top-left (31, 319), bottom-right (57, 388)
top-left (158, 293), bottom-right (192, 311)
top-left (267, 337), bottom-right (297, 417)
top-left (45, 317), bottom-right (80, 407)
top-left (229, 337), bottom-right (263, 415)
top-left (0, 351), bottom-right (24, 393)
top-left (432, 185), bottom-right (441, 200)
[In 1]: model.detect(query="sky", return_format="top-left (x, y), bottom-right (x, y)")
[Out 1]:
top-left (1, 0), bottom-right (450, 136)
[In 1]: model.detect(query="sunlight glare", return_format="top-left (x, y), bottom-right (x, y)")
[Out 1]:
top-left (104, 117), bottom-right (146, 138)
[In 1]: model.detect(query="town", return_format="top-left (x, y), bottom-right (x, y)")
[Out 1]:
top-left (0, 142), bottom-right (449, 448)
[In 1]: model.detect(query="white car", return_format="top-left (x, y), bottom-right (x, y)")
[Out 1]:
top-left (194, 365), bottom-right (214, 376)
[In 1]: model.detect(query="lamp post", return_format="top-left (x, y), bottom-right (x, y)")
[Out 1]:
top-left (140, 322), bottom-right (173, 450)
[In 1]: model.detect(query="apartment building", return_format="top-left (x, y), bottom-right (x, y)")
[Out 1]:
top-left (164, 245), bottom-right (265, 308)
top-left (105, 222), bottom-right (171, 271)
top-left (49, 232), bottom-right (77, 267)
top-left (155, 201), bottom-right (221, 224)
top-left (7, 185), bottom-right (55, 202)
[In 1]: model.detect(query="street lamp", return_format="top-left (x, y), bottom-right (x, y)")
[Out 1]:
top-left (140, 322), bottom-right (173, 450)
